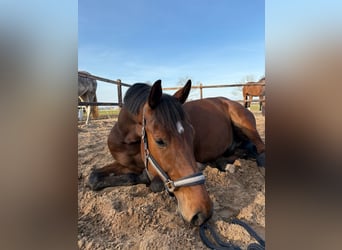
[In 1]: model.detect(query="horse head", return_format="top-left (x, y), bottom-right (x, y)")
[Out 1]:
top-left (141, 80), bottom-right (213, 226)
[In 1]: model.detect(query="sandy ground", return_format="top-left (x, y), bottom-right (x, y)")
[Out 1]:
top-left (78, 112), bottom-right (265, 250)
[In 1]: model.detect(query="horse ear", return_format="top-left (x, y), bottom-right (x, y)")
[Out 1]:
top-left (148, 79), bottom-right (162, 109)
top-left (173, 79), bottom-right (191, 104)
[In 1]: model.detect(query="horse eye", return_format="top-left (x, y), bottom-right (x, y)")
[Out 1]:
top-left (155, 139), bottom-right (166, 147)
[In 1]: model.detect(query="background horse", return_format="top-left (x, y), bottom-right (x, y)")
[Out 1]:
top-left (88, 80), bottom-right (265, 226)
top-left (243, 77), bottom-right (265, 111)
top-left (78, 71), bottom-right (99, 124)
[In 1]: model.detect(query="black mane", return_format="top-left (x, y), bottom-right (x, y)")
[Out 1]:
top-left (154, 94), bottom-right (185, 133)
top-left (124, 83), bottom-right (186, 132)
top-left (124, 83), bottom-right (151, 115)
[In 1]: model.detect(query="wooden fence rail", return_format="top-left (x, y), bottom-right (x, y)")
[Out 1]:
top-left (78, 72), bottom-right (265, 108)
top-left (78, 71), bottom-right (132, 107)
top-left (163, 83), bottom-right (265, 100)
top-left (78, 71), bottom-right (131, 87)
top-left (78, 102), bottom-right (120, 106)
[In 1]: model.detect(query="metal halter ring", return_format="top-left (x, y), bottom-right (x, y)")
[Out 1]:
top-left (165, 180), bottom-right (176, 193)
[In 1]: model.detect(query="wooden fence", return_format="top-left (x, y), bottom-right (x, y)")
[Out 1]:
top-left (78, 72), bottom-right (265, 108)
top-left (78, 71), bottom-right (131, 108)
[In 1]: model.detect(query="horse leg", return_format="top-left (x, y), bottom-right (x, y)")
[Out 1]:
top-left (239, 128), bottom-right (265, 167)
top-left (207, 155), bottom-right (239, 171)
top-left (236, 136), bottom-right (265, 167)
top-left (80, 94), bottom-right (91, 125)
top-left (86, 118), bottom-right (151, 190)
top-left (213, 140), bottom-right (263, 170)
top-left (230, 110), bottom-right (265, 167)
top-left (245, 94), bottom-right (250, 108)
top-left (259, 95), bottom-right (263, 111)
top-left (78, 96), bottom-right (85, 122)
top-left (226, 140), bottom-right (265, 167)
top-left (85, 105), bottom-right (91, 125)
top-left (87, 162), bottom-right (149, 191)
top-left (261, 101), bottom-right (265, 116)
top-left (90, 93), bottom-right (99, 119)
top-left (248, 96), bottom-right (252, 109)
top-left (245, 95), bottom-right (251, 109)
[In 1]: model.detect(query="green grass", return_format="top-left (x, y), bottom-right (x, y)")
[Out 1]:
top-left (98, 109), bottom-right (120, 117)
top-left (249, 103), bottom-right (262, 112)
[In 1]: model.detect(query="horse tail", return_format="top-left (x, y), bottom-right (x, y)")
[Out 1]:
top-left (91, 94), bottom-right (99, 119)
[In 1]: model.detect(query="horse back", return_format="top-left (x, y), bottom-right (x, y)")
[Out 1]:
top-left (184, 98), bottom-right (234, 162)
top-left (243, 83), bottom-right (264, 96)
top-left (78, 72), bottom-right (97, 97)
top-left (184, 97), bottom-right (262, 162)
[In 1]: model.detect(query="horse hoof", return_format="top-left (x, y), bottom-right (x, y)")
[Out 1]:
top-left (242, 141), bottom-right (258, 158)
top-left (256, 152), bottom-right (265, 167)
top-left (87, 170), bottom-right (104, 191)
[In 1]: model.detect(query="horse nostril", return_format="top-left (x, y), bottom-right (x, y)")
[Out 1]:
top-left (190, 212), bottom-right (207, 226)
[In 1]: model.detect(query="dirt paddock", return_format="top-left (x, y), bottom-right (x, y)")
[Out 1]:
top-left (78, 112), bottom-right (265, 250)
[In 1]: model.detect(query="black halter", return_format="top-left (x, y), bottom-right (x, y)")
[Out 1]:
top-left (141, 111), bottom-right (205, 193)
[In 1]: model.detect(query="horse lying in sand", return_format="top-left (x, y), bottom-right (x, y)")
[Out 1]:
top-left (88, 80), bottom-right (265, 226)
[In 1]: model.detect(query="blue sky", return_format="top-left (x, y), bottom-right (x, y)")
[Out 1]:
top-left (79, 0), bottom-right (265, 102)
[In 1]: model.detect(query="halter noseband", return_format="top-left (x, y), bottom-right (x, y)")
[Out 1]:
top-left (142, 111), bottom-right (205, 193)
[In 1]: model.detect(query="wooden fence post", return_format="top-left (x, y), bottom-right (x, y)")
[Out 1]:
top-left (200, 83), bottom-right (203, 99)
top-left (117, 79), bottom-right (122, 108)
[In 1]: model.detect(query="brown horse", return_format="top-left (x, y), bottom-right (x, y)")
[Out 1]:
top-left (88, 80), bottom-right (265, 226)
top-left (78, 71), bottom-right (99, 124)
top-left (243, 77), bottom-right (265, 111)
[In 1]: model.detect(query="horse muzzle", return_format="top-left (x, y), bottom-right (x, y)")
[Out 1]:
top-left (175, 185), bottom-right (213, 226)
top-left (191, 211), bottom-right (212, 226)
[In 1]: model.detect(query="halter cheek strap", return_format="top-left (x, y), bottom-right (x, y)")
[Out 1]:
top-left (141, 111), bottom-right (206, 193)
